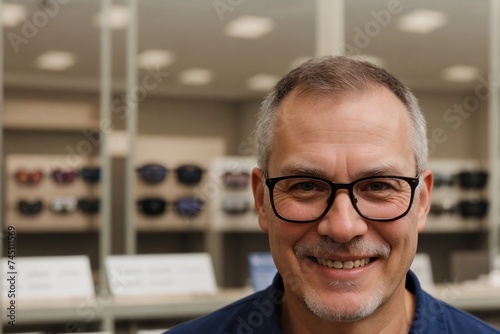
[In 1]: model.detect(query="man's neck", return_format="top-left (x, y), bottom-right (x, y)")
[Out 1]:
top-left (280, 288), bottom-right (415, 334)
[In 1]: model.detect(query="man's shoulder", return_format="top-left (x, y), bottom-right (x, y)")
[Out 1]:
top-left (407, 271), bottom-right (500, 333)
top-left (436, 297), bottom-right (500, 333)
top-left (164, 288), bottom-right (280, 334)
top-left (414, 289), bottom-right (500, 333)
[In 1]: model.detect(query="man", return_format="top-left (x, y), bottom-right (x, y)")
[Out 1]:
top-left (166, 56), bottom-right (500, 333)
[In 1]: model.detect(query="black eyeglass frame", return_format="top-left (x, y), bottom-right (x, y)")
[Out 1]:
top-left (265, 174), bottom-right (420, 223)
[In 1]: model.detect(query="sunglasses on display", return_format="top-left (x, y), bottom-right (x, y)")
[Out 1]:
top-left (17, 199), bottom-right (44, 215)
top-left (432, 173), bottom-right (457, 188)
top-left (15, 169), bottom-right (44, 185)
top-left (78, 198), bottom-right (100, 214)
top-left (221, 195), bottom-right (251, 215)
top-left (222, 171), bottom-right (250, 190)
top-left (429, 202), bottom-right (457, 216)
top-left (136, 164), bottom-right (205, 185)
top-left (51, 168), bottom-right (77, 184)
top-left (457, 199), bottom-right (489, 219)
top-left (137, 196), bottom-right (205, 218)
top-left (80, 167), bottom-right (100, 184)
top-left (50, 196), bottom-right (78, 214)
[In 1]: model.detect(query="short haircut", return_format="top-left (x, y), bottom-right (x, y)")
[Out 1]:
top-left (255, 56), bottom-right (428, 174)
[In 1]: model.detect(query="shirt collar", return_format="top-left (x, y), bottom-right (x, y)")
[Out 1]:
top-left (263, 270), bottom-right (446, 334)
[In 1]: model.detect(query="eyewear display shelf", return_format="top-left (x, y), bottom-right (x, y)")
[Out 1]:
top-left (4, 154), bottom-right (100, 233)
top-left (424, 159), bottom-right (491, 234)
top-left (134, 136), bottom-right (226, 233)
top-left (0, 102), bottom-right (105, 333)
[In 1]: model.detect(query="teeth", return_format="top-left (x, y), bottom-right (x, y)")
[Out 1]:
top-left (316, 257), bottom-right (371, 269)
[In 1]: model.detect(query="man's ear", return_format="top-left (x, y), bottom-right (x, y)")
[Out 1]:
top-left (251, 168), bottom-right (269, 232)
top-left (417, 169), bottom-right (433, 232)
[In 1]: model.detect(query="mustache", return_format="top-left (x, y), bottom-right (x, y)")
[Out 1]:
top-left (294, 237), bottom-right (391, 259)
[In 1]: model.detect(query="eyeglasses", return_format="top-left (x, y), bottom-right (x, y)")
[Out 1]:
top-left (265, 175), bottom-right (419, 223)
top-left (51, 168), bottom-right (77, 184)
top-left (15, 169), bottom-right (44, 185)
top-left (221, 195), bottom-right (251, 214)
top-left (17, 200), bottom-right (44, 215)
top-left (137, 196), bottom-right (204, 218)
top-left (222, 171), bottom-right (250, 189)
top-left (136, 164), bottom-right (205, 185)
top-left (81, 167), bottom-right (100, 184)
top-left (50, 196), bottom-right (78, 214)
top-left (78, 198), bottom-right (100, 214)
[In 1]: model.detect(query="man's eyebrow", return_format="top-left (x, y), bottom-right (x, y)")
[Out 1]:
top-left (352, 163), bottom-right (412, 179)
top-left (278, 164), bottom-right (325, 177)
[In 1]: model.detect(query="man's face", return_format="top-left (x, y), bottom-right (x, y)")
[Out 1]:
top-left (252, 87), bottom-right (432, 323)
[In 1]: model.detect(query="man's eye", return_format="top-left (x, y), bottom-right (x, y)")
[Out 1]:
top-left (298, 182), bottom-right (315, 191)
top-left (366, 182), bottom-right (391, 191)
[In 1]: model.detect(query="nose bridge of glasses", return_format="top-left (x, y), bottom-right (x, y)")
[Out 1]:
top-left (328, 181), bottom-right (355, 201)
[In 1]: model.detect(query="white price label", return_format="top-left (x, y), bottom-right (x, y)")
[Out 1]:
top-left (105, 253), bottom-right (217, 296)
top-left (2, 255), bottom-right (95, 300)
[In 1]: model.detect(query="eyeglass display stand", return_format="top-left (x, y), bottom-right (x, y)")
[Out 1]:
top-left (206, 156), bottom-right (268, 288)
top-left (4, 154), bottom-right (100, 233)
top-left (426, 158), bottom-right (489, 233)
top-left (134, 135), bottom-right (226, 232)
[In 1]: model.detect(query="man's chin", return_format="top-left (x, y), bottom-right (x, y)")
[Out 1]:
top-left (303, 288), bottom-right (384, 323)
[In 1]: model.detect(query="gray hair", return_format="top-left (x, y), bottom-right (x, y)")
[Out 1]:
top-left (255, 56), bottom-right (428, 174)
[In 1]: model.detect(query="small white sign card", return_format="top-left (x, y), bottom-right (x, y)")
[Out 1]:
top-left (1, 255), bottom-right (95, 301)
top-left (105, 253), bottom-right (217, 297)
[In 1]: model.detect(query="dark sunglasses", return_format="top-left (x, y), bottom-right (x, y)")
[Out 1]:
top-left (50, 196), bottom-right (78, 214)
top-left (17, 199), bottom-right (44, 215)
top-left (429, 203), bottom-right (457, 216)
top-left (80, 167), bottom-right (100, 184)
top-left (15, 169), bottom-right (44, 185)
top-left (51, 168), bottom-right (77, 184)
top-left (222, 171), bottom-right (250, 189)
top-left (137, 196), bottom-right (204, 218)
top-left (136, 164), bottom-right (205, 185)
top-left (78, 198), bottom-right (100, 214)
top-left (137, 197), bottom-right (167, 216)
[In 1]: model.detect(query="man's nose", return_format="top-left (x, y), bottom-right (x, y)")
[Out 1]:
top-left (316, 190), bottom-right (368, 243)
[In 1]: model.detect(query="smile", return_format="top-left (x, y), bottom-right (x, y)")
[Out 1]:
top-left (314, 257), bottom-right (371, 269)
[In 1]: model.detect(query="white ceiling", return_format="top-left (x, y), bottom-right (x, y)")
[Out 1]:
top-left (2, 0), bottom-right (490, 100)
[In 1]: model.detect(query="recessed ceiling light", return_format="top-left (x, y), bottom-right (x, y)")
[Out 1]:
top-left (441, 65), bottom-right (479, 82)
top-left (2, 3), bottom-right (27, 27)
top-left (349, 54), bottom-right (385, 68)
top-left (138, 49), bottom-right (175, 69)
top-left (36, 51), bottom-right (76, 71)
top-left (247, 74), bottom-right (280, 91)
top-left (178, 68), bottom-right (214, 86)
top-left (92, 5), bottom-right (129, 30)
top-left (224, 15), bottom-right (275, 39)
top-left (397, 10), bottom-right (447, 34)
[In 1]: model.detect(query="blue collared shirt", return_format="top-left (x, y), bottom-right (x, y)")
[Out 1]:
top-left (166, 271), bottom-right (500, 333)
